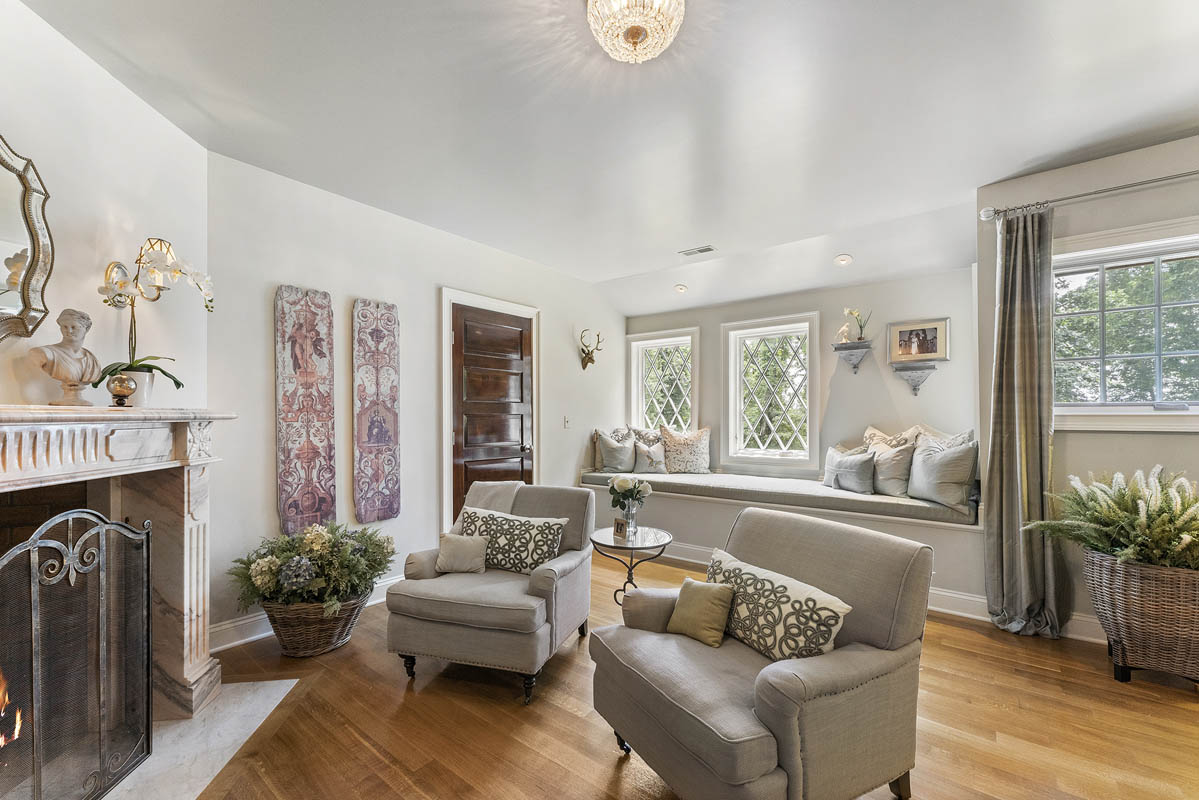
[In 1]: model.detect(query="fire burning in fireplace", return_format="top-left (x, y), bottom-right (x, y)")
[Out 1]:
top-left (0, 667), bottom-right (23, 748)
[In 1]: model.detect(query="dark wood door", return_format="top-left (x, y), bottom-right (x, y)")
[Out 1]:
top-left (452, 303), bottom-right (533, 518)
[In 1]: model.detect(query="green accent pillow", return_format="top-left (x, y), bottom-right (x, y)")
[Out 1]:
top-left (666, 577), bottom-right (735, 647)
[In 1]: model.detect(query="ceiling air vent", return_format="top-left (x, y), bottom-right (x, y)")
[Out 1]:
top-left (678, 244), bottom-right (716, 257)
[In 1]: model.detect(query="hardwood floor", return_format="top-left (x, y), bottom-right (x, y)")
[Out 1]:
top-left (206, 556), bottom-right (1199, 800)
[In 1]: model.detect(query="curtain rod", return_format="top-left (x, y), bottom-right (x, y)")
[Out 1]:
top-left (978, 167), bottom-right (1199, 221)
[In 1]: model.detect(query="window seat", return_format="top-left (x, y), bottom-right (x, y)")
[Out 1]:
top-left (579, 471), bottom-right (978, 526)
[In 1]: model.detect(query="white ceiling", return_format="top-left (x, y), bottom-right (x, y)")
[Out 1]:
top-left (23, 0), bottom-right (1199, 314)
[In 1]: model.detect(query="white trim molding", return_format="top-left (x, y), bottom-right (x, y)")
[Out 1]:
top-left (626, 327), bottom-right (700, 431)
top-left (720, 312), bottom-right (821, 477)
top-left (1055, 407), bottom-right (1199, 432)
top-left (440, 287), bottom-right (541, 531)
top-left (1054, 216), bottom-right (1199, 258)
top-left (210, 574), bottom-right (405, 653)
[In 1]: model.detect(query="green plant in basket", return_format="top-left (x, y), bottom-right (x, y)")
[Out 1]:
top-left (1025, 466), bottom-right (1199, 570)
top-left (230, 523), bottom-right (395, 616)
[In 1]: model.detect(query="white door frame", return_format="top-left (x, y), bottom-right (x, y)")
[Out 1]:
top-left (440, 287), bottom-right (541, 531)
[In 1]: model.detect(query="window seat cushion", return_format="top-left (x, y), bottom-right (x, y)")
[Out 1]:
top-left (580, 471), bottom-right (977, 526)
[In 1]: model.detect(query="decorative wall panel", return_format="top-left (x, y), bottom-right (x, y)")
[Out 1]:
top-left (274, 285), bottom-right (336, 534)
top-left (352, 299), bottom-right (401, 522)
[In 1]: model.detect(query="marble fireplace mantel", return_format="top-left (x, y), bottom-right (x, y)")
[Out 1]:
top-left (0, 405), bottom-right (236, 719)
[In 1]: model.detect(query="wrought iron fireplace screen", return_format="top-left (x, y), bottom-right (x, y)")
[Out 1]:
top-left (0, 509), bottom-right (152, 800)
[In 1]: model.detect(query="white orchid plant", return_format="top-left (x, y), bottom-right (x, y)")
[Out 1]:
top-left (843, 307), bottom-right (872, 341)
top-left (92, 242), bottom-right (214, 391)
top-left (608, 475), bottom-right (653, 512)
top-left (1025, 466), bottom-right (1199, 570)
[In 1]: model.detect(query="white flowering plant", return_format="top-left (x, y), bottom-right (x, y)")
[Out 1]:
top-left (1025, 466), bottom-right (1199, 570)
top-left (842, 307), bottom-right (872, 341)
top-left (608, 475), bottom-right (653, 512)
top-left (229, 523), bottom-right (395, 616)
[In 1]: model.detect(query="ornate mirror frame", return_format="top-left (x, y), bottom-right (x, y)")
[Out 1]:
top-left (0, 132), bottom-right (53, 343)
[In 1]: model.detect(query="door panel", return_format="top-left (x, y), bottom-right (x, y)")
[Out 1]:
top-left (463, 366), bottom-right (523, 403)
top-left (452, 303), bottom-right (533, 518)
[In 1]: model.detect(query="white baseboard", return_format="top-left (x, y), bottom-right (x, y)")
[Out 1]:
top-left (658, 551), bottom-right (1106, 646)
top-left (210, 574), bottom-right (404, 654)
top-left (927, 586), bottom-right (1106, 644)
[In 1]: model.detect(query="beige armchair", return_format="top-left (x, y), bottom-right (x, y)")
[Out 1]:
top-left (387, 484), bottom-right (595, 703)
top-left (589, 508), bottom-right (933, 800)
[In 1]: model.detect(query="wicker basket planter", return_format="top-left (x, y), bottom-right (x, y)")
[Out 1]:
top-left (261, 590), bottom-right (370, 658)
top-left (1084, 549), bottom-right (1199, 682)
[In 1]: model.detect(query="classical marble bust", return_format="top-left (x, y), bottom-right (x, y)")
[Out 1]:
top-left (30, 309), bottom-right (103, 406)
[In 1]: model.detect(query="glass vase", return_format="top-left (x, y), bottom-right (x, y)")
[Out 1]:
top-left (622, 502), bottom-right (640, 535)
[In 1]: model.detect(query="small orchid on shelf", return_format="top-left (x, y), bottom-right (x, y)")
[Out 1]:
top-left (92, 238), bottom-right (214, 391)
top-left (843, 307), bottom-right (872, 341)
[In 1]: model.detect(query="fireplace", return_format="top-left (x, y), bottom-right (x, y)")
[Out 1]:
top-left (0, 509), bottom-right (151, 800)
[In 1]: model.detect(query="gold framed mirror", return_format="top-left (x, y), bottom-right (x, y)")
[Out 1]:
top-left (0, 132), bottom-right (53, 343)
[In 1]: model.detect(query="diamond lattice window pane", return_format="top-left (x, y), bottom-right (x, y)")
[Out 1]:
top-left (639, 343), bottom-right (692, 430)
top-left (737, 331), bottom-right (808, 454)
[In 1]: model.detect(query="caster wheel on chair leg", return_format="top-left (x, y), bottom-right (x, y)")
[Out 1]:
top-left (614, 731), bottom-right (631, 755)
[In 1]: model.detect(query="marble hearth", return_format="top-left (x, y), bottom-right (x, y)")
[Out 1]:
top-left (0, 406), bottom-right (235, 720)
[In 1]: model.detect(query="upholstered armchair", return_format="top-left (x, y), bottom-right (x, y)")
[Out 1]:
top-left (387, 483), bottom-right (595, 703)
top-left (590, 508), bottom-right (933, 800)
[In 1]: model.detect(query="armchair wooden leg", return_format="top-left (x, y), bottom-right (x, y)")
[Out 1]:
top-left (614, 731), bottom-right (631, 755)
top-left (578, 620), bottom-right (588, 637)
top-left (889, 771), bottom-right (911, 799)
top-left (523, 672), bottom-right (539, 705)
top-left (401, 655), bottom-right (415, 679)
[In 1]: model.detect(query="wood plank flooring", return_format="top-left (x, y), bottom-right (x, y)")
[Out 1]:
top-left (205, 556), bottom-right (1199, 800)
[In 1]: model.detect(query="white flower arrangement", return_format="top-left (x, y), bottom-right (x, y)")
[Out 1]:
top-left (608, 476), bottom-right (652, 511)
top-left (842, 307), bottom-right (872, 341)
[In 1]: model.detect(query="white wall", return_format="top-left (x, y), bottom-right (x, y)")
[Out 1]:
top-left (206, 153), bottom-right (625, 625)
top-left (626, 268), bottom-right (979, 468)
top-left (977, 134), bottom-right (1199, 619)
top-left (0, 0), bottom-right (208, 407)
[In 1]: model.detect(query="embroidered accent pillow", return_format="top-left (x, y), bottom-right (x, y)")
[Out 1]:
top-left (633, 441), bottom-right (667, 473)
top-left (597, 431), bottom-right (636, 473)
top-left (628, 426), bottom-right (663, 446)
top-left (707, 548), bottom-right (852, 660)
top-left (659, 427), bottom-right (711, 474)
top-left (458, 507), bottom-right (567, 574)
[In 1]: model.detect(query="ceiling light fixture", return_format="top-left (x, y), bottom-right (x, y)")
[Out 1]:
top-left (587, 0), bottom-right (685, 64)
top-left (834, 253), bottom-right (854, 266)
top-left (674, 283), bottom-right (688, 293)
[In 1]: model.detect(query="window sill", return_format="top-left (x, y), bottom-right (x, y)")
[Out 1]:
top-left (718, 454), bottom-right (819, 478)
top-left (1054, 408), bottom-right (1199, 432)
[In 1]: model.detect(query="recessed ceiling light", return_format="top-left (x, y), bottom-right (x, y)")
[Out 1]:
top-left (834, 253), bottom-right (854, 266)
top-left (674, 283), bottom-right (688, 293)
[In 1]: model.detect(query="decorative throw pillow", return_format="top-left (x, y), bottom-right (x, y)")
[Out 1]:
top-left (633, 441), bottom-right (667, 473)
top-left (593, 427), bottom-right (634, 471)
top-left (659, 427), bottom-right (711, 474)
top-left (596, 431), bottom-right (635, 473)
top-left (435, 533), bottom-right (488, 574)
top-left (862, 426), bottom-right (918, 497)
top-left (707, 548), bottom-right (852, 660)
top-left (458, 507), bottom-right (567, 574)
top-left (822, 447), bottom-right (875, 494)
top-left (907, 440), bottom-right (978, 513)
top-left (666, 577), bottom-right (735, 647)
top-left (628, 426), bottom-right (663, 446)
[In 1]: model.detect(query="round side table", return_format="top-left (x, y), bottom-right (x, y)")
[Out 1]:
top-left (590, 526), bottom-right (673, 605)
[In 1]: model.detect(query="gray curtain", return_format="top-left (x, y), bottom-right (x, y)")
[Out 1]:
top-left (984, 207), bottom-right (1061, 638)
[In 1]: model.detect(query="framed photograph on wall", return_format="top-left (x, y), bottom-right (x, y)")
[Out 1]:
top-left (888, 318), bottom-right (950, 363)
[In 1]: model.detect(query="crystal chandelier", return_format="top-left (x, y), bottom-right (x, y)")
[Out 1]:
top-left (587, 0), bottom-right (685, 64)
